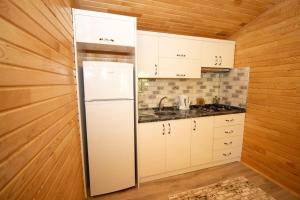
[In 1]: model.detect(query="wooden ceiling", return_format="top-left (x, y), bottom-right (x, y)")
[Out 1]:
top-left (75, 0), bottom-right (282, 39)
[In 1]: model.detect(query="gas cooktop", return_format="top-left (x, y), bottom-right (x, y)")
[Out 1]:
top-left (190, 104), bottom-right (243, 113)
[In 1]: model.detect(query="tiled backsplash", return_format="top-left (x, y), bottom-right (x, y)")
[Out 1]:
top-left (219, 67), bottom-right (250, 108)
top-left (138, 67), bottom-right (249, 109)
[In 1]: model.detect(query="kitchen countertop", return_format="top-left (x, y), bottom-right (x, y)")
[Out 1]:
top-left (138, 104), bottom-right (246, 123)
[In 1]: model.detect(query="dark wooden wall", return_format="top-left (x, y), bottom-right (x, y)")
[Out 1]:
top-left (0, 0), bottom-right (85, 199)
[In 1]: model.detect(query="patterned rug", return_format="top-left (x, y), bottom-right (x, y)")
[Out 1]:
top-left (169, 176), bottom-right (276, 200)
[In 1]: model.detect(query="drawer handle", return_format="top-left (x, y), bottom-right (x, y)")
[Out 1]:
top-left (225, 119), bottom-right (234, 122)
top-left (193, 120), bottom-right (196, 131)
top-left (176, 74), bottom-right (186, 77)
top-left (99, 37), bottom-right (114, 42)
top-left (224, 141), bottom-right (233, 145)
top-left (222, 152), bottom-right (232, 157)
top-left (225, 130), bottom-right (234, 134)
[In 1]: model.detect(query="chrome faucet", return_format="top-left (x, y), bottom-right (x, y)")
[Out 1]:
top-left (158, 96), bottom-right (168, 111)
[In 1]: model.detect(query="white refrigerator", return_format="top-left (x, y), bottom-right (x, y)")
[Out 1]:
top-left (83, 61), bottom-right (135, 196)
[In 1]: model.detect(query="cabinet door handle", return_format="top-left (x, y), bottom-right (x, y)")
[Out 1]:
top-left (162, 124), bottom-right (165, 135)
top-left (168, 123), bottom-right (171, 134)
top-left (219, 56), bottom-right (222, 65)
top-left (215, 56), bottom-right (218, 65)
top-left (155, 64), bottom-right (158, 75)
top-left (225, 130), bottom-right (234, 134)
top-left (225, 119), bottom-right (234, 122)
top-left (224, 141), bottom-right (233, 145)
top-left (222, 152), bottom-right (232, 157)
top-left (193, 120), bottom-right (196, 131)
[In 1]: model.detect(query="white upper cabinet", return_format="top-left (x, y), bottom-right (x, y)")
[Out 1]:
top-left (137, 34), bottom-right (159, 78)
top-left (137, 31), bottom-right (235, 78)
top-left (200, 41), bottom-right (235, 68)
top-left (74, 9), bottom-right (136, 47)
top-left (159, 37), bottom-right (202, 59)
top-left (159, 58), bottom-right (201, 78)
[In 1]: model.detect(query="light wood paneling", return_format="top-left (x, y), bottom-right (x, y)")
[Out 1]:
top-left (0, 0), bottom-right (85, 200)
top-left (231, 0), bottom-right (300, 195)
top-left (76, 0), bottom-right (281, 39)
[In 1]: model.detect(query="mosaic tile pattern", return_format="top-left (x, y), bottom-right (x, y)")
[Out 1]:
top-left (138, 67), bottom-right (249, 109)
top-left (169, 176), bottom-right (276, 200)
top-left (219, 67), bottom-right (249, 108)
top-left (138, 73), bottom-right (220, 108)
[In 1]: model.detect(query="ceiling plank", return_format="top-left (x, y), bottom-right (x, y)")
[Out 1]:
top-left (77, 0), bottom-right (281, 39)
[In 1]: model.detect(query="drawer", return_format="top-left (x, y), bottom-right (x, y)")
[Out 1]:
top-left (213, 136), bottom-right (243, 150)
top-left (214, 113), bottom-right (245, 127)
top-left (213, 147), bottom-right (242, 161)
top-left (214, 125), bottom-right (244, 139)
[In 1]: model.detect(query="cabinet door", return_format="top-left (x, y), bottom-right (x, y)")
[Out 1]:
top-left (190, 117), bottom-right (214, 166)
top-left (200, 41), bottom-right (220, 67)
top-left (166, 119), bottom-right (191, 171)
top-left (159, 37), bottom-right (202, 59)
top-left (138, 122), bottom-right (166, 177)
top-left (218, 43), bottom-right (235, 68)
top-left (159, 58), bottom-right (201, 78)
top-left (137, 34), bottom-right (159, 78)
top-left (200, 41), bottom-right (235, 68)
top-left (75, 14), bottom-right (135, 46)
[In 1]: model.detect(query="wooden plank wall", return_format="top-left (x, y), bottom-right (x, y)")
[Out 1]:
top-left (0, 0), bottom-right (85, 199)
top-left (230, 0), bottom-right (300, 195)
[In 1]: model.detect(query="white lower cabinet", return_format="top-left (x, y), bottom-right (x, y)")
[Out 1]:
top-left (213, 136), bottom-right (243, 150)
top-left (138, 113), bottom-right (245, 181)
top-left (138, 121), bottom-right (166, 177)
top-left (190, 117), bottom-right (214, 166)
top-left (165, 119), bottom-right (191, 171)
top-left (213, 114), bottom-right (245, 162)
top-left (213, 147), bottom-right (242, 161)
top-left (138, 119), bottom-right (191, 177)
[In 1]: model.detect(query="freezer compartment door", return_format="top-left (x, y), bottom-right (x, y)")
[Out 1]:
top-left (85, 100), bottom-right (135, 196)
top-left (83, 61), bottom-right (134, 101)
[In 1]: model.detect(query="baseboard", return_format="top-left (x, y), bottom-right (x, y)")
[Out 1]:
top-left (140, 157), bottom-right (240, 183)
top-left (241, 161), bottom-right (300, 198)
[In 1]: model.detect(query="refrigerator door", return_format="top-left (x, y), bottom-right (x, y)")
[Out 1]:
top-left (83, 61), bottom-right (134, 101)
top-left (85, 100), bottom-right (135, 196)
